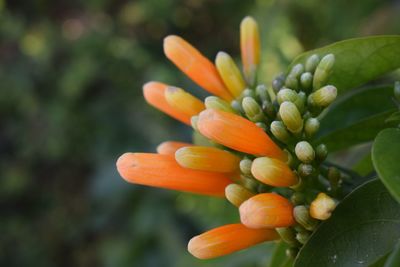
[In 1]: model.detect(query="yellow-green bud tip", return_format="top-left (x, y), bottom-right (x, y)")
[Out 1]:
top-left (310, 193), bottom-right (337, 220)
top-left (279, 101), bottom-right (303, 134)
top-left (295, 141), bottom-right (315, 163)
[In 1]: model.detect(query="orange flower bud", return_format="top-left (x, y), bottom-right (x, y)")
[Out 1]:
top-left (175, 146), bottom-right (240, 173)
top-left (239, 193), bottom-right (295, 228)
top-left (225, 184), bottom-right (255, 207)
top-left (197, 109), bottom-right (286, 160)
top-left (188, 223), bottom-right (279, 259)
top-left (240, 16), bottom-right (260, 86)
top-left (156, 141), bottom-right (192, 155)
top-left (116, 153), bottom-right (232, 197)
top-left (215, 51), bottom-right (246, 98)
top-left (251, 157), bottom-right (298, 187)
top-left (165, 86), bottom-right (205, 117)
top-left (143, 82), bottom-right (191, 125)
top-left (163, 35), bottom-right (233, 101)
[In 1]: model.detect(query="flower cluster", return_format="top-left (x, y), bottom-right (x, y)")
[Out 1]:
top-left (117, 16), bottom-right (341, 259)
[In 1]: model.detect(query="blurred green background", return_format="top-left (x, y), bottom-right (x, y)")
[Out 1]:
top-left (1, 0), bottom-right (399, 266)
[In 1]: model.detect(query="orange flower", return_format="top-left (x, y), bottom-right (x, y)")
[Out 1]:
top-left (143, 81), bottom-right (191, 125)
top-left (188, 223), bottom-right (279, 259)
top-left (240, 16), bottom-right (260, 86)
top-left (163, 35), bottom-right (233, 101)
top-left (116, 153), bottom-right (232, 197)
top-left (251, 157), bottom-right (298, 187)
top-left (164, 86), bottom-right (205, 118)
top-left (175, 146), bottom-right (240, 173)
top-left (156, 141), bottom-right (193, 155)
top-left (197, 109), bottom-right (287, 160)
top-left (239, 193), bottom-right (295, 228)
top-left (225, 184), bottom-right (255, 207)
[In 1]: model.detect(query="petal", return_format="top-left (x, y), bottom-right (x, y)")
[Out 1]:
top-left (251, 157), bottom-right (298, 187)
top-left (157, 141), bottom-right (193, 155)
top-left (165, 86), bottom-right (205, 117)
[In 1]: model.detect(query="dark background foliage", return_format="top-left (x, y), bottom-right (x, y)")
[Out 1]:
top-left (1, 0), bottom-right (399, 266)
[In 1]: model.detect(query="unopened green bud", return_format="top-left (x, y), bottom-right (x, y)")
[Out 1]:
top-left (231, 100), bottom-right (243, 114)
top-left (304, 118), bottom-right (320, 137)
top-left (241, 175), bottom-right (259, 192)
top-left (305, 54), bottom-right (320, 73)
top-left (242, 96), bottom-right (264, 122)
top-left (285, 74), bottom-right (299, 91)
top-left (300, 72), bottom-right (313, 91)
top-left (309, 85), bottom-right (337, 108)
top-left (239, 158), bottom-right (252, 175)
top-left (295, 91), bottom-right (306, 113)
top-left (297, 163), bottom-right (314, 177)
top-left (276, 227), bottom-right (299, 246)
top-left (290, 63), bottom-right (305, 78)
top-left (313, 54), bottom-right (335, 89)
top-left (205, 96), bottom-right (235, 113)
top-left (272, 73), bottom-right (285, 92)
top-left (191, 116), bottom-right (199, 131)
top-left (291, 192), bottom-right (305, 205)
top-left (270, 121), bottom-right (291, 143)
top-left (279, 101), bottom-right (303, 134)
top-left (394, 81), bottom-right (400, 102)
top-left (256, 122), bottom-right (267, 131)
top-left (277, 88), bottom-right (298, 104)
top-left (255, 84), bottom-right (270, 102)
top-left (295, 141), bottom-right (315, 163)
top-left (242, 88), bottom-right (256, 99)
top-left (296, 231), bottom-right (311, 244)
top-left (293, 205), bottom-right (318, 231)
top-left (315, 143), bottom-right (328, 161)
top-left (225, 184), bottom-right (255, 207)
top-left (262, 100), bottom-right (276, 117)
top-left (328, 167), bottom-right (341, 189)
top-left (286, 247), bottom-right (299, 258)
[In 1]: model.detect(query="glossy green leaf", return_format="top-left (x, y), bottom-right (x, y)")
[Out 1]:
top-left (384, 239), bottom-right (400, 267)
top-left (290, 36), bottom-right (400, 93)
top-left (294, 179), bottom-right (400, 267)
top-left (317, 110), bottom-right (396, 152)
top-left (352, 152), bottom-right (374, 177)
top-left (268, 242), bottom-right (293, 267)
top-left (372, 128), bottom-right (400, 203)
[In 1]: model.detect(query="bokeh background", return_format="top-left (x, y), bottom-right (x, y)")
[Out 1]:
top-left (1, 0), bottom-right (400, 266)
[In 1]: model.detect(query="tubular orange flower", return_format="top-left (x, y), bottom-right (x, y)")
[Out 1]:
top-left (143, 81), bottom-right (191, 125)
top-left (239, 193), bottom-right (295, 228)
top-left (197, 109), bottom-right (287, 160)
top-left (215, 51), bottom-right (246, 98)
top-left (156, 141), bottom-right (192, 155)
top-left (163, 35), bottom-right (233, 101)
top-left (175, 146), bottom-right (240, 173)
top-left (240, 16), bottom-right (260, 86)
top-left (188, 223), bottom-right (279, 259)
top-left (251, 157), bottom-right (298, 187)
top-left (116, 153), bottom-right (232, 197)
top-left (165, 86), bottom-right (205, 117)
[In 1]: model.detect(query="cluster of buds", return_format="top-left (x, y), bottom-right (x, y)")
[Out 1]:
top-left (117, 16), bottom-right (343, 259)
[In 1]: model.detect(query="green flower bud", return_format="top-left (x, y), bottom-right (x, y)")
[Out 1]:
top-left (242, 88), bottom-right (256, 99)
top-left (239, 158), bottom-right (253, 175)
top-left (191, 115), bottom-right (199, 131)
top-left (270, 121), bottom-right (291, 143)
top-left (304, 117), bottom-right (320, 137)
top-left (279, 101), bottom-right (303, 134)
top-left (328, 167), bottom-right (341, 189)
top-left (242, 96), bottom-right (265, 122)
top-left (262, 100), bottom-right (276, 117)
top-left (315, 143), bottom-right (328, 162)
top-left (255, 84), bottom-right (270, 102)
top-left (256, 122), bottom-right (267, 131)
top-left (313, 54), bottom-right (335, 90)
top-left (277, 88), bottom-right (298, 104)
top-left (291, 192), bottom-right (305, 205)
top-left (276, 227), bottom-right (299, 246)
top-left (290, 63), bottom-right (305, 78)
top-left (285, 74), bottom-right (299, 91)
top-left (272, 73), bottom-right (285, 92)
top-left (205, 96), bottom-right (235, 113)
top-left (297, 163), bottom-right (314, 177)
top-left (305, 54), bottom-right (320, 73)
top-left (286, 247), bottom-right (299, 258)
top-left (296, 231), bottom-right (311, 245)
top-left (308, 85), bottom-right (337, 108)
top-left (241, 175), bottom-right (259, 192)
top-left (300, 72), bottom-right (313, 91)
top-left (231, 100), bottom-right (243, 114)
top-left (293, 205), bottom-right (318, 231)
top-left (295, 91), bottom-right (306, 113)
top-left (295, 141), bottom-right (315, 163)
top-left (225, 183), bottom-right (254, 207)
top-left (394, 81), bottom-right (400, 102)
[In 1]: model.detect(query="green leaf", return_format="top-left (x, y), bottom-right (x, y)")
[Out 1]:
top-left (352, 152), bottom-right (374, 177)
top-left (316, 110), bottom-right (396, 152)
top-left (372, 128), bottom-right (400, 203)
top-left (290, 36), bottom-right (400, 93)
top-left (294, 179), bottom-right (400, 267)
top-left (268, 242), bottom-right (293, 267)
top-left (384, 239), bottom-right (400, 267)
top-left (368, 253), bottom-right (391, 267)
